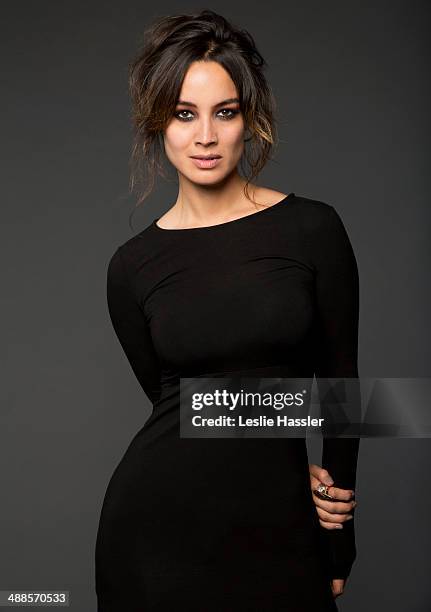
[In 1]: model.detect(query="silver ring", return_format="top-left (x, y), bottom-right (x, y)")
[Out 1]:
top-left (315, 483), bottom-right (333, 499)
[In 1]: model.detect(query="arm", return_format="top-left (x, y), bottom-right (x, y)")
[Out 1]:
top-left (313, 205), bottom-right (360, 580)
top-left (106, 246), bottom-right (162, 405)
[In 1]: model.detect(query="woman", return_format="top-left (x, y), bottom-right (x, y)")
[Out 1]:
top-left (95, 9), bottom-right (360, 611)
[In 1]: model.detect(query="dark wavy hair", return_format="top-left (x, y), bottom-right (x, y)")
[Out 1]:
top-left (128, 9), bottom-right (278, 225)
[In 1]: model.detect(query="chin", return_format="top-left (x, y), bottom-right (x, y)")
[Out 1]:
top-left (184, 169), bottom-right (227, 183)
top-left (194, 176), bottom-right (229, 187)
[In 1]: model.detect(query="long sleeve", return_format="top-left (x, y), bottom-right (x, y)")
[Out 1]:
top-left (312, 205), bottom-right (360, 580)
top-left (106, 246), bottom-right (162, 405)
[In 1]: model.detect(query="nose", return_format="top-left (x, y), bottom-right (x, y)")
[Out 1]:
top-left (194, 116), bottom-right (218, 146)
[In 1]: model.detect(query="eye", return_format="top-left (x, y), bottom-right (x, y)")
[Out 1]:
top-left (173, 108), bottom-right (240, 122)
top-left (174, 110), bottom-right (194, 121)
top-left (217, 108), bottom-right (240, 120)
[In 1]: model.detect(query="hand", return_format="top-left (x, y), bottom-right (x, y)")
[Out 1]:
top-left (309, 463), bottom-right (357, 530)
top-left (331, 578), bottom-right (345, 599)
top-left (309, 464), bottom-right (357, 599)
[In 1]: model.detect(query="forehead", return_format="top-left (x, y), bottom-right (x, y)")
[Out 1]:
top-left (179, 61), bottom-right (238, 103)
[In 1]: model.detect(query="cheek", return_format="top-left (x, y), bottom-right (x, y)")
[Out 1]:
top-left (223, 123), bottom-right (245, 151)
top-left (164, 125), bottom-right (190, 153)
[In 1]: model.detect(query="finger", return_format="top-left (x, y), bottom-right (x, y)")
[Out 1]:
top-left (309, 472), bottom-right (322, 492)
top-left (316, 508), bottom-right (354, 523)
top-left (309, 474), bottom-right (320, 488)
top-left (331, 579), bottom-right (344, 598)
top-left (323, 485), bottom-right (355, 501)
top-left (312, 486), bottom-right (355, 504)
top-left (308, 463), bottom-right (320, 477)
top-left (312, 496), bottom-right (357, 514)
top-left (309, 465), bottom-right (334, 486)
top-left (319, 519), bottom-right (344, 530)
top-left (331, 579), bottom-right (345, 597)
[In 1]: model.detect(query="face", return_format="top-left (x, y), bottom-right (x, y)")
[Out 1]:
top-left (163, 61), bottom-right (245, 185)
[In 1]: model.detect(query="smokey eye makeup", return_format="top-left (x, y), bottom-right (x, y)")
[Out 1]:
top-left (173, 108), bottom-right (241, 121)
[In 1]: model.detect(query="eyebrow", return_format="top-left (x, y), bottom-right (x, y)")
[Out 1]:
top-left (176, 97), bottom-right (240, 108)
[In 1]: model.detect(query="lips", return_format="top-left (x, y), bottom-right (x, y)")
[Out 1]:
top-left (190, 155), bottom-right (222, 160)
top-left (190, 156), bottom-right (222, 169)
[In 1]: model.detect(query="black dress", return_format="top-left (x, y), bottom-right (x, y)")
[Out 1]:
top-left (95, 193), bottom-right (360, 611)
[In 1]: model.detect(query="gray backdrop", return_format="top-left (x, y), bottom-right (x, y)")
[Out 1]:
top-left (1, 1), bottom-right (430, 610)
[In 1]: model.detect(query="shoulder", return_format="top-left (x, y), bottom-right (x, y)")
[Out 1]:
top-left (248, 187), bottom-right (339, 228)
top-left (284, 195), bottom-right (357, 266)
top-left (288, 194), bottom-right (336, 225)
top-left (288, 196), bottom-right (358, 274)
top-left (253, 186), bottom-right (290, 205)
top-left (287, 194), bottom-right (352, 241)
top-left (107, 220), bottom-right (168, 296)
top-left (108, 221), bottom-right (159, 270)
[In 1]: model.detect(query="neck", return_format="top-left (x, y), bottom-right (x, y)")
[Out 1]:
top-left (173, 170), bottom-right (258, 224)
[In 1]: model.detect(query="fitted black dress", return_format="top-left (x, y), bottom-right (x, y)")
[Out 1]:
top-left (95, 193), bottom-right (360, 611)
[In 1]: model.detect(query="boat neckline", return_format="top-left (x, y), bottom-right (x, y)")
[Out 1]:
top-left (152, 192), bottom-right (295, 232)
